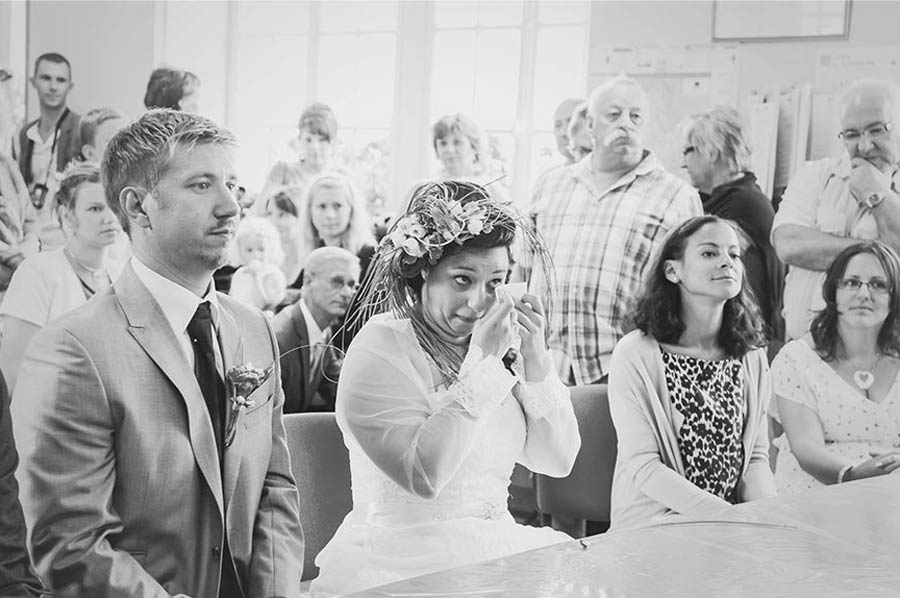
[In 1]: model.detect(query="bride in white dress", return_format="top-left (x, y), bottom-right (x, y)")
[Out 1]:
top-left (310, 181), bottom-right (580, 597)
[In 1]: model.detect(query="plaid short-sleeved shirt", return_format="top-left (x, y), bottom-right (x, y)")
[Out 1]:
top-left (532, 152), bottom-right (702, 385)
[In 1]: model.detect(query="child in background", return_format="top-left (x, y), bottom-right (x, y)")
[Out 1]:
top-left (229, 217), bottom-right (287, 315)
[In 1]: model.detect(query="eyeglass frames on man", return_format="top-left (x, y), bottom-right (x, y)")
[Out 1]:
top-left (838, 121), bottom-right (894, 142)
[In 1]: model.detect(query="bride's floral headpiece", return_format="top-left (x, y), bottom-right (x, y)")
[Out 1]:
top-left (344, 180), bottom-right (555, 381)
top-left (383, 184), bottom-right (504, 266)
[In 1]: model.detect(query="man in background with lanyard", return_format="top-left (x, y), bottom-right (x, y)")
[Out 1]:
top-left (12, 52), bottom-right (81, 251)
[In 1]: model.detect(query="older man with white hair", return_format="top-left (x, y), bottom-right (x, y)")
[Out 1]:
top-left (773, 78), bottom-right (900, 340)
top-left (531, 76), bottom-right (702, 385)
top-left (272, 246), bottom-right (360, 412)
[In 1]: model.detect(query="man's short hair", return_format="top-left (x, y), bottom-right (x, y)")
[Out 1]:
top-left (587, 75), bottom-right (647, 121)
top-left (101, 109), bottom-right (236, 236)
top-left (79, 107), bottom-right (124, 149)
top-left (33, 52), bottom-right (71, 78)
top-left (143, 67), bottom-right (200, 110)
top-left (303, 247), bottom-right (360, 281)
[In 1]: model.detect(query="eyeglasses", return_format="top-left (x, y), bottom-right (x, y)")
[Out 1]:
top-left (681, 146), bottom-right (696, 157)
top-left (838, 121), bottom-right (893, 142)
top-left (837, 277), bottom-right (891, 294)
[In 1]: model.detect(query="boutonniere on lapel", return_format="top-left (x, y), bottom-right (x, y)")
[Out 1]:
top-left (224, 362), bottom-right (274, 447)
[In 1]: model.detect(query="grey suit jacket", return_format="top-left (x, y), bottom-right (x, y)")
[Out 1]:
top-left (12, 264), bottom-right (304, 598)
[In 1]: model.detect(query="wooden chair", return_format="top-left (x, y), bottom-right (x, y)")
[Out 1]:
top-left (283, 412), bottom-right (352, 582)
top-left (535, 384), bottom-right (617, 538)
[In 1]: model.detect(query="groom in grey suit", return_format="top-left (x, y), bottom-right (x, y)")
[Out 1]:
top-left (12, 110), bottom-right (303, 597)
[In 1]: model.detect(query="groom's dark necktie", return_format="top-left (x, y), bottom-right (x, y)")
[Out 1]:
top-left (187, 301), bottom-right (225, 456)
top-left (186, 301), bottom-right (242, 598)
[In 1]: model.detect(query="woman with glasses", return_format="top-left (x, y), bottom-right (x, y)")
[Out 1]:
top-left (771, 241), bottom-right (900, 493)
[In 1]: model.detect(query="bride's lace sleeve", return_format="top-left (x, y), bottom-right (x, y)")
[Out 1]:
top-left (337, 319), bottom-right (517, 499)
top-left (513, 368), bottom-right (580, 478)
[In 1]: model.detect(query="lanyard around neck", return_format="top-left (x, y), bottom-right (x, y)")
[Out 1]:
top-left (41, 107), bottom-right (70, 186)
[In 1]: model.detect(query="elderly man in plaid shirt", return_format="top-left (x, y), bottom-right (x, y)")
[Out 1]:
top-left (531, 76), bottom-right (702, 385)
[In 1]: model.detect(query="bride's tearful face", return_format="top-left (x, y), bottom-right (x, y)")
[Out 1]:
top-left (420, 246), bottom-right (510, 342)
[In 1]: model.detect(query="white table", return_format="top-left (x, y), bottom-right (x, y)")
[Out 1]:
top-left (344, 475), bottom-right (900, 597)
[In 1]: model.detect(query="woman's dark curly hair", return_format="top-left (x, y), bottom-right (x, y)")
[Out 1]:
top-left (629, 215), bottom-right (766, 358)
top-left (810, 241), bottom-right (900, 361)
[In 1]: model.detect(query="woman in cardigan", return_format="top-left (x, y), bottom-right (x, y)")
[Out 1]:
top-left (608, 215), bottom-right (777, 530)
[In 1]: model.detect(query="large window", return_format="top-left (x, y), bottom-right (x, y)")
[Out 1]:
top-left (315, 1), bottom-right (397, 211)
top-left (179, 0), bottom-right (589, 212)
top-left (230, 1), bottom-right (312, 194)
top-left (430, 1), bottom-right (524, 189)
top-left (427, 1), bottom-right (591, 207)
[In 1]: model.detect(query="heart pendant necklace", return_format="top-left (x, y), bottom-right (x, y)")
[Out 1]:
top-left (850, 354), bottom-right (882, 392)
top-left (852, 369), bottom-right (875, 390)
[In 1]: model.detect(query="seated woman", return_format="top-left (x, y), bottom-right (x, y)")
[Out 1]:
top-left (681, 106), bottom-right (784, 343)
top-left (295, 172), bottom-right (375, 287)
top-left (771, 241), bottom-right (900, 493)
top-left (310, 181), bottom-right (580, 597)
top-left (261, 102), bottom-right (337, 202)
top-left (0, 163), bottom-right (123, 391)
top-left (608, 215), bottom-right (776, 530)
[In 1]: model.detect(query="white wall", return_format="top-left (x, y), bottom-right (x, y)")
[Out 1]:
top-left (26, 0), bottom-right (157, 121)
top-left (589, 0), bottom-right (900, 99)
top-left (157, 0), bottom-right (230, 126)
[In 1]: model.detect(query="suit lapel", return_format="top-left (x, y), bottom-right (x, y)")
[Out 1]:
top-left (216, 302), bottom-right (243, 513)
top-left (115, 265), bottom-right (224, 516)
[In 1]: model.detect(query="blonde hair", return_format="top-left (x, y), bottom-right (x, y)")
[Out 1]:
top-left (683, 106), bottom-right (752, 174)
top-left (235, 216), bottom-right (284, 267)
top-left (300, 172), bottom-right (374, 261)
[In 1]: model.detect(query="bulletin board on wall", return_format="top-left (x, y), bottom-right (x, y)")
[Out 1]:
top-left (712, 0), bottom-right (850, 41)
top-left (589, 45), bottom-right (740, 184)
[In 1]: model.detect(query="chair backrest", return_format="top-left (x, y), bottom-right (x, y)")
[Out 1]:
top-left (283, 412), bottom-right (352, 581)
top-left (535, 384), bottom-right (617, 525)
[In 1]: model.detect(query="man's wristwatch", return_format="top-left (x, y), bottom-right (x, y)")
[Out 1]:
top-left (863, 191), bottom-right (887, 210)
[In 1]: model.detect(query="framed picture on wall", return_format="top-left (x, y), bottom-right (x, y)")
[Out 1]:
top-left (712, 0), bottom-right (850, 41)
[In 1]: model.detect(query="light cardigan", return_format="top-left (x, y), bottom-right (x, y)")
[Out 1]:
top-left (608, 330), bottom-right (777, 530)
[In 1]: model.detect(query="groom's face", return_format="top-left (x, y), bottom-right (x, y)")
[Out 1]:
top-left (144, 143), bottom-right (241, 274)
